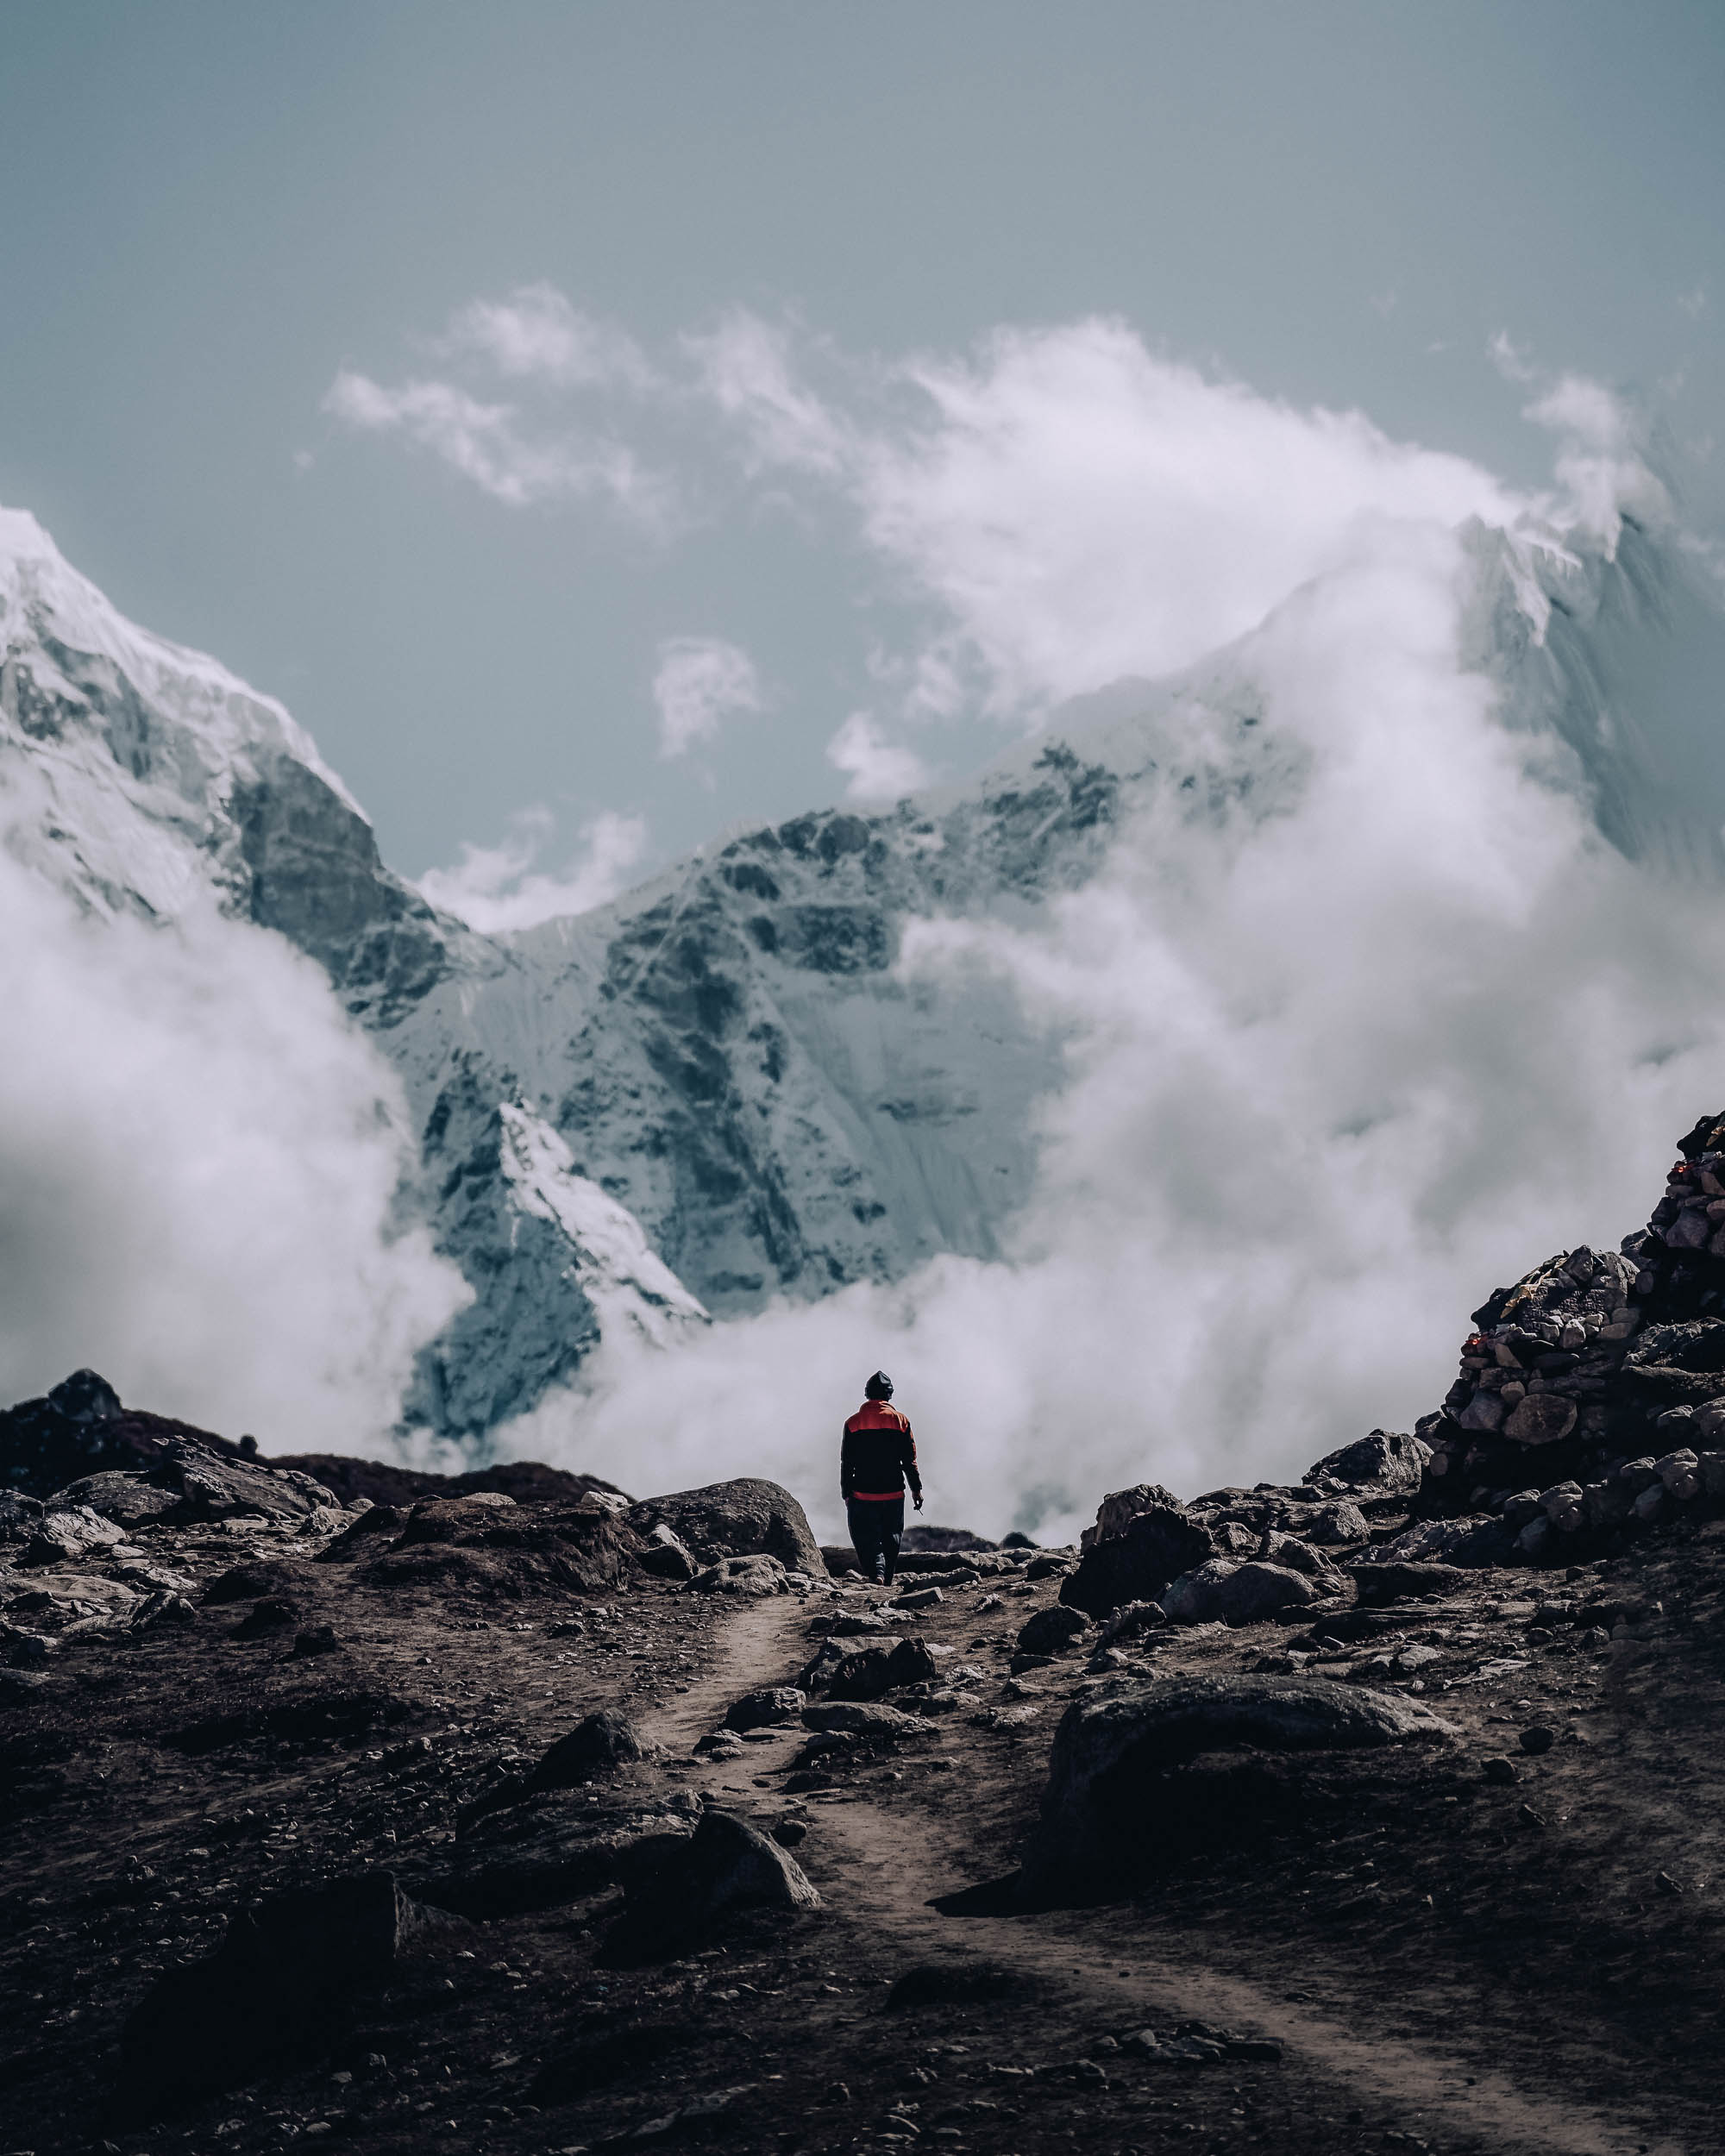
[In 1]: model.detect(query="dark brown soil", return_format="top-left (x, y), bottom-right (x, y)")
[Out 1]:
top-left (3, 1502), bottom-right (1722, 2156)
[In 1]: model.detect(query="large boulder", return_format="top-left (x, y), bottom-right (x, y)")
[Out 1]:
top-left (1059, 1504), bottom-right (1215, 1619)
top-left (1025, 1675), bottom-right (1457, 1890)
top-left (114, 1875), bottom-right (466, 2118)
top-left (1304, 1430), bottom-right (1431, 1495)
top-left (397, 1491), bottom-right (518, 1542)
top-left (630, 1478), bottom-right (825, 1577)
top-left (1081, 1482), bottom-right (1184, 1551)
top-left (364, 1497), bottom-right (641, 1596)
top-left (826, 1638), bottom-right (939, 1701)
top-left (1161, 1560), bottom-right (1320, 1626)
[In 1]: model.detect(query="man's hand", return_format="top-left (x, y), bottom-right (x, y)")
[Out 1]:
top-left (913, 1494), bottom-right (924, 1512)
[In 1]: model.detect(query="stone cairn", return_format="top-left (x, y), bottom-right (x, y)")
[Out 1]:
top-left (1417, 1108), bottom-right (1725, 1563)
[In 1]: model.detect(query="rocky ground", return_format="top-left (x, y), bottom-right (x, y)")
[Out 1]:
top-left (6, 1118), bottom-right (1725, 2156)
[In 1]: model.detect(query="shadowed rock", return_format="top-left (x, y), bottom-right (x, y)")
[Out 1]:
top-left (0, 1491), bottom-right (45, 1543)
top-left (825, 1637), bottom-right (938, 1700)
top-left (1082, 1482), bottom-right (1185, 1550)
top-left (1015, 1604), bottom-right (1092, 1657)
top-left (114, 1874), bottom-right (467, 2118)
top-left (605, 1806), bottom-right (820, 1962)
top-left (423, 1799), bottom-right (695, 1918)
top-left (1352, 1560), bottom-right (1474, 1605)
top-left (533, 1710), bottom-right (660, 1786)
top-left (1026, 1674), bottom-right (1458, 1891)
top-left (459, 1710), bottom-right (663, 1833)
top-left (637, 1520), bottom-right (699, 1579)
top-left (1060, 1504), bottom-right (1215, 1619)
top-left (1162, 1560), bottom-right (1320, 1626)
top-left (315, 1504), bottom-right (407, 1561)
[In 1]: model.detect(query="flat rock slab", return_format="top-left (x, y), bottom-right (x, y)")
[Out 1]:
top-left (801, 1701), bottom-right (938, 1736)
top-left (691, 1552), bottom-right (790, 1595)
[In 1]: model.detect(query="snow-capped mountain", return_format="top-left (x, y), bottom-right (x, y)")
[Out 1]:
top-left (3, 498), bottom-right (1719, 1447)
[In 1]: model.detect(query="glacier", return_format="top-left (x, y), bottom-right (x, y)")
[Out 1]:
top-left (4, 492), bottom-right (1725, 1504)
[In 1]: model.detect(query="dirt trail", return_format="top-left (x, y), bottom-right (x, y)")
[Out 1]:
top-left (670, 1589), bottom-right (1694, 2156)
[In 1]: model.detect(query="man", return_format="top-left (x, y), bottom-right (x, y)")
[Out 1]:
top-left (841, 1371), bottom-right (923, 1587)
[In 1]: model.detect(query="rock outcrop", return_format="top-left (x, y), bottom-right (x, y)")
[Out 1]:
top-left (1411, 1111), bottom-right (1725, 1564)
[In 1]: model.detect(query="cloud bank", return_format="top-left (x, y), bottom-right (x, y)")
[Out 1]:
top-left (0, 850), bottom-right (470, 1449)
top-left (328, 290), bottom-right (1722, 1538)
top-left (468, 313), bottom-right (1722, 1542)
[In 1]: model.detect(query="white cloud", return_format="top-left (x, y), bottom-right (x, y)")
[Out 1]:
top-left (442, 282), bottom-right (655, 392)
top-left (1489, 329), bottom-right (1539, 385)
top-left (1521, 373), bottom-right (1671, 549)
top-left (844, 321), bottom-right (1527, 711)
top-left (1678, 281), bottom-right (1708, 321)
top-left (499, 510), bottom-right (1725, 1542)
top-left (322, 368), bottom-right (677, 529)
top-left (825, 711), bottom-right (930, 802)
top-left (0, 850), bottom-right (470, 1450)
top-left (685, 310), bottom-right (850, 474)
top-left (652, 636), bottom-right (763, 759)
top-left (417, 805), bottom-right (649, 932)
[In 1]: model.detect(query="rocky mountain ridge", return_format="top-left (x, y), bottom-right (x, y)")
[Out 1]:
top-left (4, 500), bottom-right (1718, 1444)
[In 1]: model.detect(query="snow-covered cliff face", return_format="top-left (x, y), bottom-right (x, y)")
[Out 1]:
top-left (4, 499), bottom-right (1722, 1457)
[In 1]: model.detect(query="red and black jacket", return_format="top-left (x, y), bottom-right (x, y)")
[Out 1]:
top-left (841, 1401), bottom-right (921, 1503)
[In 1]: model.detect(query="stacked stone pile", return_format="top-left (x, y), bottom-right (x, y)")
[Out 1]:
top-left (1411, 1108), bottom-right (1725, 1564)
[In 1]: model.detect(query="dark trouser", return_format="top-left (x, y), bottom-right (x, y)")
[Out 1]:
top-left (846, 1497), bottom-right (905, 1583)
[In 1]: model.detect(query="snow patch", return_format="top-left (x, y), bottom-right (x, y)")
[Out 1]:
top-left (498, 1103), bottom-right (709, 1348)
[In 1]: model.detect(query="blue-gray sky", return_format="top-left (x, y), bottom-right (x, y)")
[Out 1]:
top-left (3, 0), bottom-right (1722, 902)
